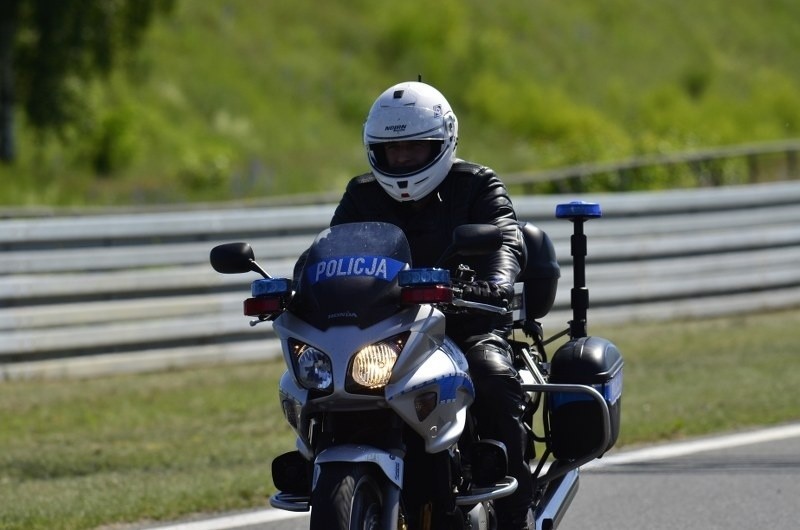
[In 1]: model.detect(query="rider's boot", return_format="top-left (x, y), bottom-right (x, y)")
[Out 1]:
top-left (465, 335), bottom-right (533, 530)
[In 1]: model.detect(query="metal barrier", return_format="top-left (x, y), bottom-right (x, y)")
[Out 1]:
top-left (2, 181), bottom-right (800, 379)
top-left (504, 138), bottom-right (800, 192)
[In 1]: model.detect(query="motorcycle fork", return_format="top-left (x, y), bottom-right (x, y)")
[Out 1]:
top-left (401, 436), bottom-right (459, 529)
top-left (422, 504), bottom-right (432, 530)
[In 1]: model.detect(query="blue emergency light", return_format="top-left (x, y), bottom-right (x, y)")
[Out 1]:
top-left (555, 201), bottom-right (602, 220)
top-left (398, 268), bottom-right (451, 287)
top-left (251, 278), bottom-right (292, 297)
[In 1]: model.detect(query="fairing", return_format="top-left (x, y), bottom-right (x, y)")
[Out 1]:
top-left (293, 222), bottom-right (411, 329)
top-left (273, 221), bottom-right (475, 455)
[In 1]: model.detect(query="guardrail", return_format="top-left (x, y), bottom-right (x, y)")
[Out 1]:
top-left (504, 138), bottom-right (800, 193)
top-left (2, 180), bottom-right (800, 380)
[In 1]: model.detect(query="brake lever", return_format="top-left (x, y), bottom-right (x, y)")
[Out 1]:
top-left (449, 297), bottom-right (510, 315)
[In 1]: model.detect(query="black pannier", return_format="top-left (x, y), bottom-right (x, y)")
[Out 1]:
top-left (547, 336), bottom-right (623, 460)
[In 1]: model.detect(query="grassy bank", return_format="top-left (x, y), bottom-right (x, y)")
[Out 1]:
top-left (1, 308), bottom-right (799, 529)
top-left (3, 0), bottom-right (800, 206)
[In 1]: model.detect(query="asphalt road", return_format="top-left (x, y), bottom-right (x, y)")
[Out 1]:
top-left (143, 423), bottom-right (800, 530)
top-left (559, 429), bottom-right (799, 529)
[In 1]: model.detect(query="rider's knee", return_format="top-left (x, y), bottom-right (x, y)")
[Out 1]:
top-left (465, 338), bottom-right (516, 380)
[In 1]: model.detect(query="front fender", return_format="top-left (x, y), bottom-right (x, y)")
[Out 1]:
top-left (315, 444), bottom-right (404, 489)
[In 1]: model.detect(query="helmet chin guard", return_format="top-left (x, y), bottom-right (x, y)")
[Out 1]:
top-left (364, 81), bottom-right (458, 201)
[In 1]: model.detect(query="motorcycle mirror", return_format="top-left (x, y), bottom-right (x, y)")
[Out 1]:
top-left (435, 224), bottom-right (503, 268)
top-left (210, 242), bottom-right (268, 276)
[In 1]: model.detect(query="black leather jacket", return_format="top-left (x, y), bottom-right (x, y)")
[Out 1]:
top-left (331, 160), bottom-right (525, 341)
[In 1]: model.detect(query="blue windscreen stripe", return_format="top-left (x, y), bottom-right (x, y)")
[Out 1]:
top-left (306, 256), bottom-right (406, 285)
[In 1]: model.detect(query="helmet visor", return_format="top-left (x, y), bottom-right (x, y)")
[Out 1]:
top-left (368, 140), bottom-right (445, 178)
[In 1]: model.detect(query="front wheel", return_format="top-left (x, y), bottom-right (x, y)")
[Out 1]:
top-left (310, 463), bottom-right (389, 530)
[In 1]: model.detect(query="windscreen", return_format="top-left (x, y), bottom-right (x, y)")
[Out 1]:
top-left (293, 222), bottom-right (412, 329)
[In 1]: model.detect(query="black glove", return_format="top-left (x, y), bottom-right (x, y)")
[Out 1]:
top-left (461, 280), bottom-right (512, 308)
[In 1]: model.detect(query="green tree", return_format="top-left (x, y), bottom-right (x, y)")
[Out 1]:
top-left (0, 0), bottom-right (173, 163)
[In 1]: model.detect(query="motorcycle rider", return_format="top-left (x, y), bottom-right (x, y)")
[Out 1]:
top-left (329, 81), bottom-right (533, 530)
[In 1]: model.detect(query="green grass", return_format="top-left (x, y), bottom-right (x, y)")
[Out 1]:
top-left (590, 311), bottom-right (800, 441)
top-left (0, 362), bottom-right (295, 530)
top-left (1, 308), bottom-right (799, 529)
top-left (3, 0), bottom-right (800, 206)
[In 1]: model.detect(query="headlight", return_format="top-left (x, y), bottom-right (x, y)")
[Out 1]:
top-left (289, 339), bottom-right (333, 392)
top-left (352, 343), bottom-right (396, 388)
top-left (347, 332), bottom-right (409, 394)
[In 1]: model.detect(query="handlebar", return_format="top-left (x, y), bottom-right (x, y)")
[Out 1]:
top-left (247, 289), bottom-right (509, 326)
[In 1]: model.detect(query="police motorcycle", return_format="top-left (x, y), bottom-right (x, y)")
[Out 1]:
top-left (209, 201), bottom-right (623, 530)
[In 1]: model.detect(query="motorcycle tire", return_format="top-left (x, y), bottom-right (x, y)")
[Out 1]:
top-left (309, 462), bottom-right (389, 530)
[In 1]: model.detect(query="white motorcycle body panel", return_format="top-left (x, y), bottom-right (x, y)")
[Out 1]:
top-left (272, 301), bottom-right (475, 455)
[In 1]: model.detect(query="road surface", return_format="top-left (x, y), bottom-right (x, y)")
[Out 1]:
top-left (139, 423), bottom-right (800, 530)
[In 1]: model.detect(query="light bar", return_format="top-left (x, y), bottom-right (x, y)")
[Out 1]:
top-left (555, 201), bottom-right (602, 220)
top-left (251, 278), bottom-right (292, 297)
top-left (398, 268), bottom-right (451, 287)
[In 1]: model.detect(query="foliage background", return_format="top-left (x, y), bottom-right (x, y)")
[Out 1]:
top-left (2, 0), bottom-right (800, 206)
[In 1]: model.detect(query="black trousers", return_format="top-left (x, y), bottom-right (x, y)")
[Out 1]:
top-left (462, 333), bottom-right (532, 525)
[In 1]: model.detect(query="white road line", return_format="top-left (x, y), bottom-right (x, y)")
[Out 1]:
top-left (584, 422), bottom-right (800, 469)
top-left (148, 508), bottom-right (306, 530)
top-left (151, 422), bottom-right (800, 529)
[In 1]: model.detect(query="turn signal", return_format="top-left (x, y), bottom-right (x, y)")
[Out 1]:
top-left (414, 392), bottom-right (438, 421)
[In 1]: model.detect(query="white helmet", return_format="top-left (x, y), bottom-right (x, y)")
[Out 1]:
top-left (363, 81), bottom-right (458, 201)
